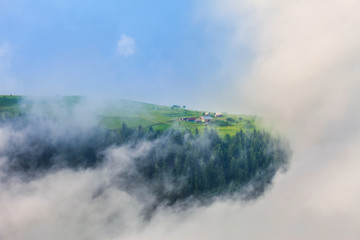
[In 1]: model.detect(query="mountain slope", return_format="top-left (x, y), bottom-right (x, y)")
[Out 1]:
top-left (0, 95), bottom-right (257, 136)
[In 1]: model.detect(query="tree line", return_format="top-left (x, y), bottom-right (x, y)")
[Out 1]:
top-left (3, 122), bottom-right (289, 205)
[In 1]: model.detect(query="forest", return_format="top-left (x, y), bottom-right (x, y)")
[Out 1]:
top-left (3, 119), bottom-right (290, 207)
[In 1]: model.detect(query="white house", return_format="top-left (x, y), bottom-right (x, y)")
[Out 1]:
top-left (201, 116), bottom-right (213, 122)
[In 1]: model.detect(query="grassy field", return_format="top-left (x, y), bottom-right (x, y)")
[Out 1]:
top-left (0, 95), bottom-right (258, 136)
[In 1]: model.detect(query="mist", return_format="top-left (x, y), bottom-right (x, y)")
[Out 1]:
top-left (0, 96), bottom-right (290, 240)
top-left (191, 0), bottom-right (360, 239)
top-left (1, 0), bottom-right (360, 239)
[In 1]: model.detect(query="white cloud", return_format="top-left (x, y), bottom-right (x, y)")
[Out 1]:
top-left (116, 34), bottom-right (136, 57)
top-left (189, 0), bottom-right (360, 239)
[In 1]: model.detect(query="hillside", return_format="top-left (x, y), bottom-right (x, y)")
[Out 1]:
top-left (0, 95), bottom-right (257, 137)
top-left (0, 94), bottom-right (289, 213)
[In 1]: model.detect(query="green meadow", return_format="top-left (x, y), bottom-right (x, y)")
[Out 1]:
top-left (0, 95), bottom-right (258, 136)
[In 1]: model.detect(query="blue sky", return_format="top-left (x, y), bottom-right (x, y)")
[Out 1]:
top-left (0, 0), bottom-right (252, 110)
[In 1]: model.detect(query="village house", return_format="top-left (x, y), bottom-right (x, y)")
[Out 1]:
top-left (179, 117), bottom-right (189, 121)
top-left (178, 115), bottom-right (215, 123)
top-left (187, 117), bottom-right (196, 122)
top-left (200, 116), bottom-right (213, 122)
top-left (215, 112), bottom-right (223, 117)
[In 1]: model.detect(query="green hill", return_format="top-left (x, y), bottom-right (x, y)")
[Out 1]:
top-left (0, 95), bottom-right (257, 137)
top-left (0, 95), bottom-right (289, 210)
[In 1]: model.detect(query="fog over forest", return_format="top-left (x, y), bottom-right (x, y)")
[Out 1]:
top-left (1, 0), bottom-right (360, 239)
top-left (0, 98), bottom-right (290, 239)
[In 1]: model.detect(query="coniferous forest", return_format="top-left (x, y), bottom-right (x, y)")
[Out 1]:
top-left (3, 120), bottom-right (290, 207)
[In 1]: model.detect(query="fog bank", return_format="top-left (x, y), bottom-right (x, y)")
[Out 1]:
top-left (1, 0), bottom-right (360, 238)
top-left (190, 0), bottom-right (360, 239)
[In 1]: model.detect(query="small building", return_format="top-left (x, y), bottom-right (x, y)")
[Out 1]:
top-left (195, 118), bottom-right (203, 123)
top-left (179, 117), bottom-right (189, 121)
top-left (200, 116), bottom-right (213, 122)
top-left (215, 112), bottom-right (223, 117)
top-left (204, 112), bottom-right (210, 116)
top-left (187, 117), bottom-right (196, 122)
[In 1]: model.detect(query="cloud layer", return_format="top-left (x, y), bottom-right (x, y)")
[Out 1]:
top-left (0, 97), bottom-right (289, 240)
top-left (195, 0), bottom-right (360, 239)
